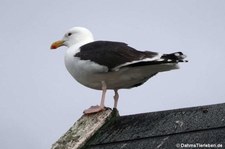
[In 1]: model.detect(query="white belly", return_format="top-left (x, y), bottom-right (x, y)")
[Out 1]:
top-left (65, 53), bottom-right (178, 90)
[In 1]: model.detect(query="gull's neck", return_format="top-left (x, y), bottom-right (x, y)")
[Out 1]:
top-left (66, 38), bottom-right (94, 56)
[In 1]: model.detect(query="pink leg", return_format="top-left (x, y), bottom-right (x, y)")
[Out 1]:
top-left (83, 81), bottom-right (107, 114)
top-left (113, 89), bottom-right (119, 109)
top-left (100, 81), bottom-right (107, 108)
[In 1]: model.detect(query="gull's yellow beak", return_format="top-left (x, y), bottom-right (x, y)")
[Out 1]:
top-left (50, 40), bottom-right (65, 49)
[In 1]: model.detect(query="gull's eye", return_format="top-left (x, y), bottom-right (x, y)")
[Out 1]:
top-left (68, 33), bottom-right (72, 36)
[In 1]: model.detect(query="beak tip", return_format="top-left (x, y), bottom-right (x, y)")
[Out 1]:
top-left (50, 40), bottom-right (64, 50)
top-left (50, 45), bottom-right (57, 49)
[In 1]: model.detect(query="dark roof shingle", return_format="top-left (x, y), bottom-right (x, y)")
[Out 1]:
top-left (83, 103), bottom-right (225, 149)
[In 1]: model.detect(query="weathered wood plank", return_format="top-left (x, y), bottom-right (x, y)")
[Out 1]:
top-left (51, 108), bottom-right (117, 149)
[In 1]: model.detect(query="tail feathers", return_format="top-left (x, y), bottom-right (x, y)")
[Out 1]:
top-left (113, 51), bottom-right (187, 70)
top-left (161, 52), bottom-right (188, 63)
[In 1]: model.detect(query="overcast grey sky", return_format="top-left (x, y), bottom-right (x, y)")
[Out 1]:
top-left (1, 0), bottom-right (225, 149)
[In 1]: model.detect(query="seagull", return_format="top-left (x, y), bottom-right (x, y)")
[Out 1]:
top-left (50, 27), bottom-right (187, 114)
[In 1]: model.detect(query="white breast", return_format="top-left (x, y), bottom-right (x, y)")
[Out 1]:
top-left (64, 46), bottom-right (108, 89)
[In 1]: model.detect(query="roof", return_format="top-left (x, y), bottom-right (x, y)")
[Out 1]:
top-left (82, 103), bottom-right (225, 149)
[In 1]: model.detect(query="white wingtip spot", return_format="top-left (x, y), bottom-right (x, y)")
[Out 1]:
top-left (181, 54), bottom-right (187, 59)
top-left (157, 59), bottom-right (164, 62)
top-left (174, 53), bottom-right (181, 56)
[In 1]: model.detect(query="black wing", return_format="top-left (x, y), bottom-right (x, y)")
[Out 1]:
top-left (75, 41), bottom-right (158, 70)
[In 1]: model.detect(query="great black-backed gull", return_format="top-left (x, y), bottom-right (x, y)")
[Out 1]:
top-left (50, 27), bottom-right (187, 114)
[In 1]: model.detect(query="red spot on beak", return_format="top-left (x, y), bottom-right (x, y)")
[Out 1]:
top-left (50, 40), bottom-right (64, 50)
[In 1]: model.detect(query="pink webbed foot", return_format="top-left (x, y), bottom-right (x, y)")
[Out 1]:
top-left (83, 105), bottom-right (105, 115)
